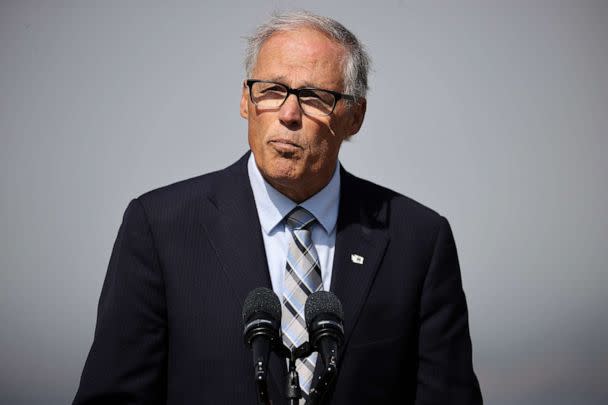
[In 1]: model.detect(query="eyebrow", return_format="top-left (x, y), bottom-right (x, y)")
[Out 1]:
top-left (264, 75), bottom-right (323, 89)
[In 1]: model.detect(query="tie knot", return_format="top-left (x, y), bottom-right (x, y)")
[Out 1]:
top-left (285, 206), bottom-right (316, 230)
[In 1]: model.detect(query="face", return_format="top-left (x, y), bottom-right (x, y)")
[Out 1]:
top-left (240, 28), bottom-right (366, 202)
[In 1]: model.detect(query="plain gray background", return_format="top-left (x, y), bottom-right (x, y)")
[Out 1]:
top-left (1, 1), bottom-right (606, 404)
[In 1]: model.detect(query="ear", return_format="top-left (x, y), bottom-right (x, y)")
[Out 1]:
top-left (347, 97), bottom-right (367, 136)
top-left (240, 81), bottom-right (249, 119)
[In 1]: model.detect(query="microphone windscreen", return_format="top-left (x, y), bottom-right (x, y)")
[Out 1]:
top-left (305, 290), bottom-right (344, 325)
top-left (242, 287), bottom-right (282, 322)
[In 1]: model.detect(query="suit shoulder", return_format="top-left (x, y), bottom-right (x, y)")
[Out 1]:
top-left (137, 168), bottom-right (224, 203)
top-left (133, 154), bottom-right (247, 216)
top-left (347, 172), bottom-right (442, 216)
top-left (344, 171), bottom-right (445, 233)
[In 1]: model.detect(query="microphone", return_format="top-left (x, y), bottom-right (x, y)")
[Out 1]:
top-left (305, 291), bottom-right (344, 386)
top-left (242, 287), bottom-right (282, 405)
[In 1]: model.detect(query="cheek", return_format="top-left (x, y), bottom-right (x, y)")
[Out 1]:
top-left (316, 123), bottom-right (344, 152)
top-left (306, 136), bottom-right (337, 165)
top-left (247, 116), bottom-right (267, 144)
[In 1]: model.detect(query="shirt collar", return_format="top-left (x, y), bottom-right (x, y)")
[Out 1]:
top-left (247, 153), bottom-right (340, 235)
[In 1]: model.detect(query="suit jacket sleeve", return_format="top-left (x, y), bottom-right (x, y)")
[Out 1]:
top-left (415, 216), bottom-right (483, 405)
top-left (73, 198), bottom-right (167, 405)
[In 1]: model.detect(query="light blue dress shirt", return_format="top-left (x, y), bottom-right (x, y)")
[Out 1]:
top-left (247, 153), bottom-right (339, 298)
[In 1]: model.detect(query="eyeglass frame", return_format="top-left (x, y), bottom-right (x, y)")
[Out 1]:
top-left (245, 79), bottom-right (355, 116)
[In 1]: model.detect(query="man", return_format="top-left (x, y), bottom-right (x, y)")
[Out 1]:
top-left (74, 11), bottom-right (482, 405)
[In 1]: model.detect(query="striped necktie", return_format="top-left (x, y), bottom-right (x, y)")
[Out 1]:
top-left (282, 206), bottom-right (323, 401)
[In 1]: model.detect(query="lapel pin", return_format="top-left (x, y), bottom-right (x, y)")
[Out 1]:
top-left (351, 254), bottom-right (364, 264)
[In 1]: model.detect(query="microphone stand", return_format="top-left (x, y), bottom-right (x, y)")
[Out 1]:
top-left (286, 356), bottom-right (301, 405)
top-left (278, 341), bottom-right (340, 405)
top-left (277, 342), bottom-right (314, 405)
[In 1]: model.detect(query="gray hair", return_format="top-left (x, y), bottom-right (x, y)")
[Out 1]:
top-left (244, 10), bottom-right (370, 100)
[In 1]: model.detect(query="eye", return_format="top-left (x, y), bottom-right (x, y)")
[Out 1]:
top-left (260, 85), bottom-right (284, 94)
top-left (299, 89), bottom-right (323, 101)
top-left (250, 82), bottom-right (288, 108)
top-left (253, 83), bottom-right (287, 103)
top-left (299, 89), bottom-right (335, 112)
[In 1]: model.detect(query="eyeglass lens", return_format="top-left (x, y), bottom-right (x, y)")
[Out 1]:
top-left (250, 82), bottom-right (335, 116)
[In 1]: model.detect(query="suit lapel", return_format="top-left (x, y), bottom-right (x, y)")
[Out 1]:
top-left (311, 168), bottom-right (390, 390)
top-left (196, 153), bottom-right (286, 397)
top-left (197, 153), bottom-right (271, 301)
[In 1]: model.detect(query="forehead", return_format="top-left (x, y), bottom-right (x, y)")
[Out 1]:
top-left (253, 27), bottom-right (346, 89)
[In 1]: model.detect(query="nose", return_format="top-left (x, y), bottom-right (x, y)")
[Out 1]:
top-left (278, 93), bottom-right (302, 129)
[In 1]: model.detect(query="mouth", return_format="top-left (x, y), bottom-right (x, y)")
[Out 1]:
top-left (268, 139), bottom-right (302, 154)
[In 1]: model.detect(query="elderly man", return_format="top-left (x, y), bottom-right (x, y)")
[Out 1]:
top-left (74, 11), bottom-right (482, 405)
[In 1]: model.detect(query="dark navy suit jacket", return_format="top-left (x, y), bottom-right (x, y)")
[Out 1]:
top-left (74, 152), bottom-right (482, 404)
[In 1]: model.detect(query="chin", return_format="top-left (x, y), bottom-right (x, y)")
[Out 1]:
top-left (261, 160), bottom-right (303, 184)
top-left (270, 153), bottom-right (299, 170)
top-left (266, 166), bottom-right (300, 183)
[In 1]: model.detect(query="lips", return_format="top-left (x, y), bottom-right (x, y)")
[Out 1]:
top-left (269, 138), bottom-right (302, 153)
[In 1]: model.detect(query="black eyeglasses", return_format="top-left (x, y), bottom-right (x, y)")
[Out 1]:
top-left (245, 79), bottom-right (355, 116)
